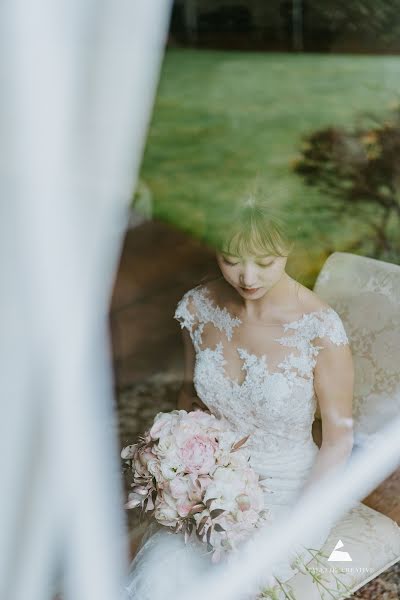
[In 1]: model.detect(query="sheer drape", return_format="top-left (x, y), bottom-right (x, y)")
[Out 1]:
top-left (0, 2), bottom-right (171, 599)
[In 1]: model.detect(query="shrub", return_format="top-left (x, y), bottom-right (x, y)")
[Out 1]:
top-left (293, 103), bottom-right (400, 261)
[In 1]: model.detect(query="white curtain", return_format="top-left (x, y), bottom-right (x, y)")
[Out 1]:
top-left (0, 2), bottom-right (171, 599)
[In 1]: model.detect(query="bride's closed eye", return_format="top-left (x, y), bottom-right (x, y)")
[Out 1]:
top-left (221, 256), bottom-right (276, 268)
top-left (222, 257), bottom-right (239, 266)
top-left (257, 260), bottom-right (276, 268)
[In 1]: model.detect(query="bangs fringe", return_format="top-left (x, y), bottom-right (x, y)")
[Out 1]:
top-left (222, 216), bottom-right (292, 258)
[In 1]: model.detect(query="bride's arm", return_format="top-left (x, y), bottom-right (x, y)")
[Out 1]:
top-left (177, 328), bottom-right (209, 412)
top-left (299, 341), bottom-right (354, 496)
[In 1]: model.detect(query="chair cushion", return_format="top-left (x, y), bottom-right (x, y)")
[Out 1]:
top-left (262, 502), bottom-right (400, 599)
top-left (312, 252), bottom-right (400, 448)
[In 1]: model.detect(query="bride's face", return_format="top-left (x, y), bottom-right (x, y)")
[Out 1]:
top-left (216, 251), bottom-right (288, 299)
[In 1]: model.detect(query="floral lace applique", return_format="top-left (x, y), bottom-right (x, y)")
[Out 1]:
top-left (174, 286), bottom-right (350, 386)
top-left (173, 285), bottom-right (351, 439)
top-left (174, 284), bottom-right (242, 349)
top-left (274, 308), bottom-right (350, 380)
top-left (279, 307), bottom-right (350, 346)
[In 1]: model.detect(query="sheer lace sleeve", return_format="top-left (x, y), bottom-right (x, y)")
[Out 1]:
top-left (173, 287), bottom-right (201, 349)
top-left (310, 308), bottom-right (350, 348)
top-left (309, 308), bottom-right (351, 422)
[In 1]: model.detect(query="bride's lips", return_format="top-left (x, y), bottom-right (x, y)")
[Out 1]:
top-left (239, 286), bottom-right (261, 294)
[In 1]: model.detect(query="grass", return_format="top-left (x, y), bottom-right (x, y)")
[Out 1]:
top-left (138, 49), bottom-right (400, 285)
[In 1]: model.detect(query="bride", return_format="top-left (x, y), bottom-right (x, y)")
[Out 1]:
top-left (123, 196), bottom-right (355, 599)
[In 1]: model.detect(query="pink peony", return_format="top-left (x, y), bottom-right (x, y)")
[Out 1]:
top-left (180, 434), bottom-right (218, 475)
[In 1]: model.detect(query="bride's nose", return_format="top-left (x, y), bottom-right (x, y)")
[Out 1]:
top-left (239, 263), bottom-right (257, 287)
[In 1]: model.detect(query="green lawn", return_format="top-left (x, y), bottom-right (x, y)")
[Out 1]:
top-left (138, 49), bottom-right (400, 284)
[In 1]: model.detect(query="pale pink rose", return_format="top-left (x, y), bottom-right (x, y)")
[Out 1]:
top-left (180, 434), bottom-right (218, 475)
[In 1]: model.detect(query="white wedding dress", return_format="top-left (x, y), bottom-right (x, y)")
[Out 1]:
top-left (123, 281), bottom-right (351, 599)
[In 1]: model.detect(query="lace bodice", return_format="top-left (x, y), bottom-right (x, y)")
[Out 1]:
top-left (174, 283), bottom-right (350, 456)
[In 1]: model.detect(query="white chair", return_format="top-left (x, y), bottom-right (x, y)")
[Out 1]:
top-left (267, 251), bottom-right (400, 599)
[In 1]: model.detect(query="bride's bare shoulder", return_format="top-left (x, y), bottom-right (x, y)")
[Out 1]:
top-left (199, 277), bottom-right (234, 305)
top-left (293, 279), bottom-right (332, 314)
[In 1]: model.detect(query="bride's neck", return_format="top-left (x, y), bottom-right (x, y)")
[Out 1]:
top-left (237, 273), bottom-right (297, 320)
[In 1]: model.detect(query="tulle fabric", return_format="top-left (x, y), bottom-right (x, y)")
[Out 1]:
top-left (121, 467), bottom-right (335, 600)
top-left (123, 521), bottom-right (213, 599)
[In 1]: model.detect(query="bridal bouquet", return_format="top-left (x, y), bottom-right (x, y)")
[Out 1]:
top-left (121, 409), bottom-right (271, 563)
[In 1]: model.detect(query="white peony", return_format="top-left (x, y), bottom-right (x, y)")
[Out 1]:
top-left (154, 493), bottom-right (179, 526)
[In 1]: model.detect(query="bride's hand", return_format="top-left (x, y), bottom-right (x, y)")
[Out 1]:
top-left (176, 381), bottom-right (210, 413)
